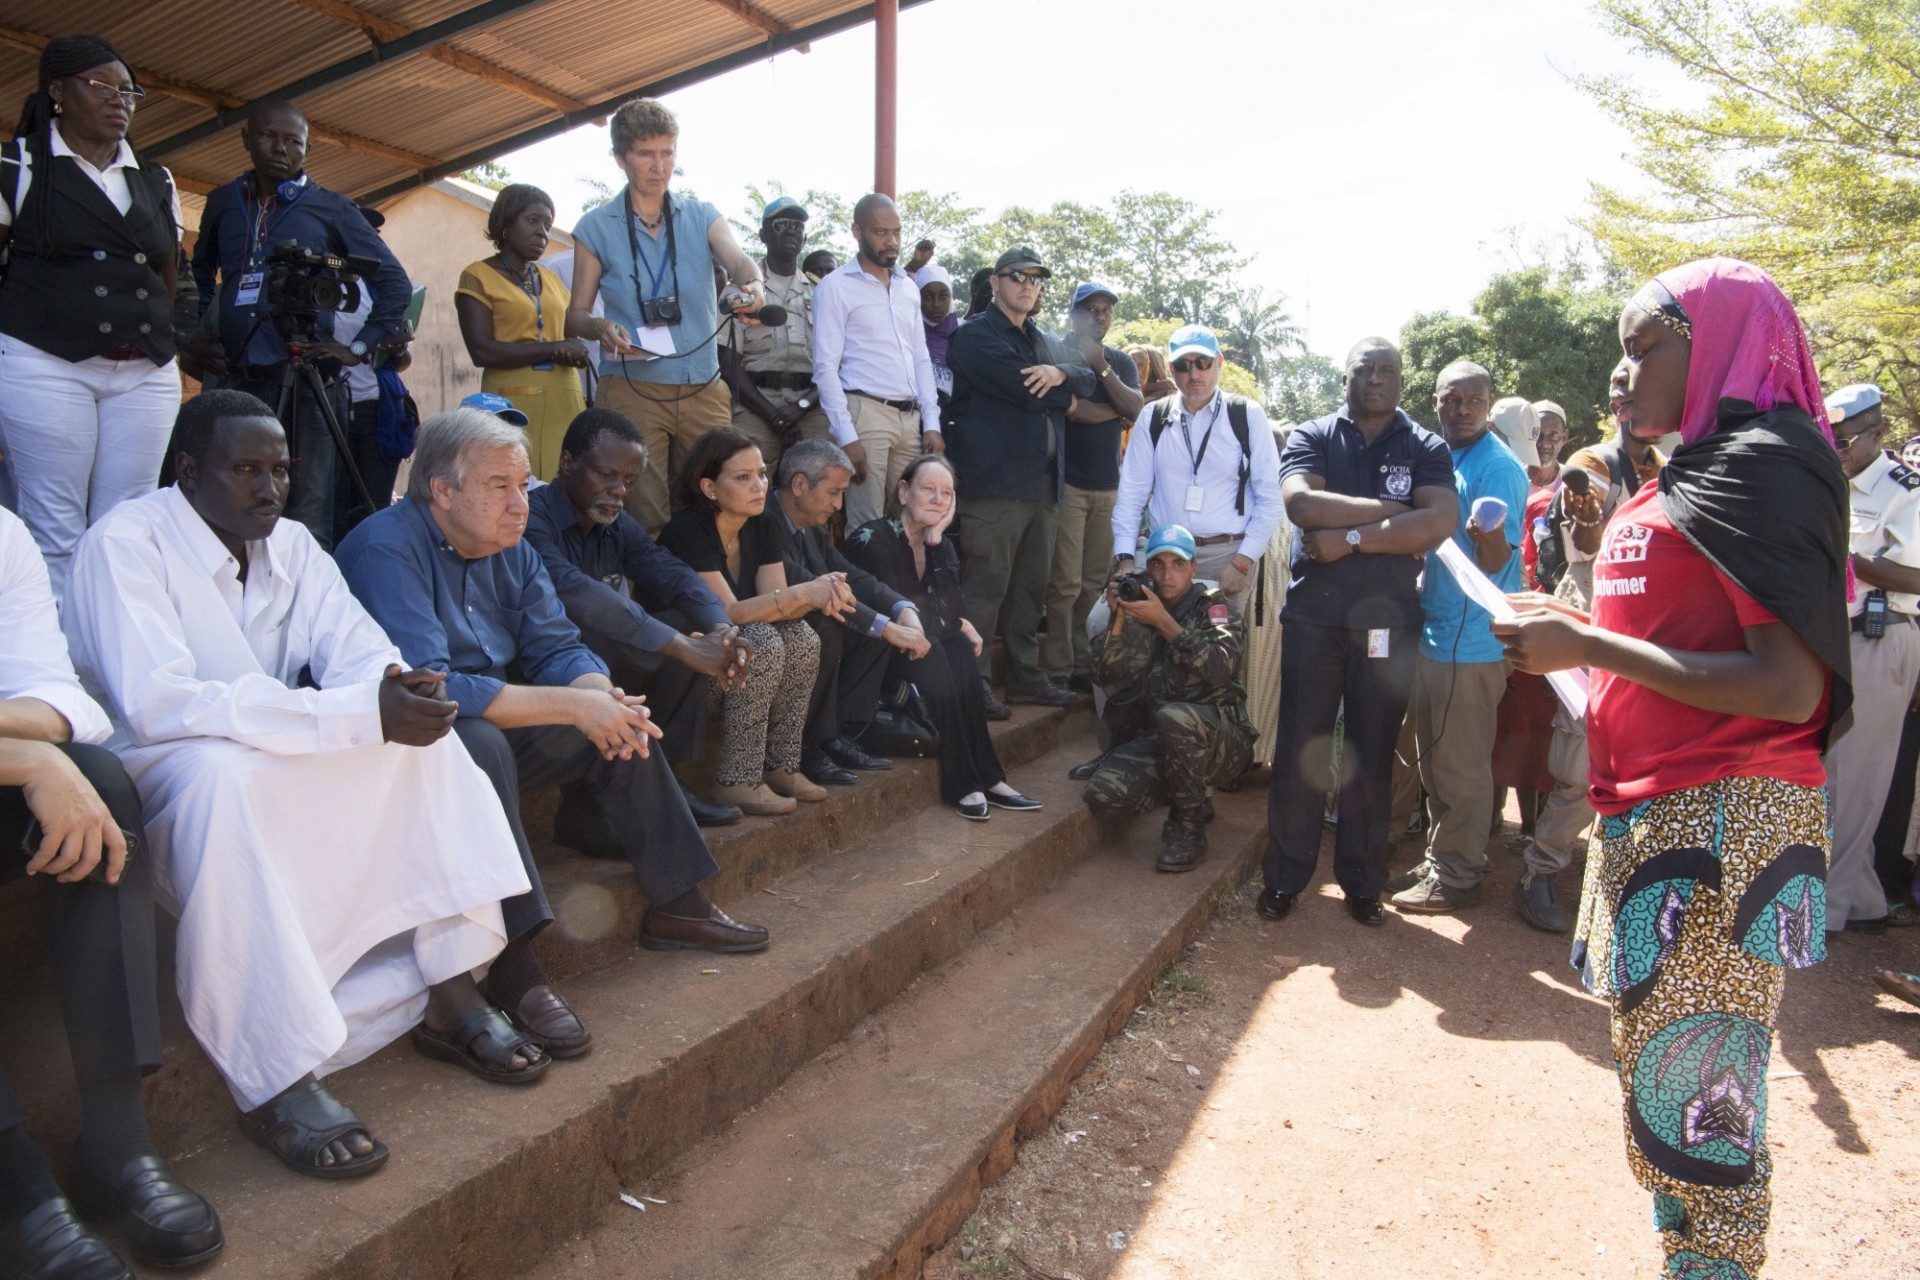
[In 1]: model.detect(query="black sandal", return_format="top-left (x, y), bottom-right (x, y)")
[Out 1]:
top-left (411, 1005), bottom-right (551, 1085)
top-left (490, 984), bottom-right (593, 1060)
top-left (237, 1077), bottom-right (389, 1180)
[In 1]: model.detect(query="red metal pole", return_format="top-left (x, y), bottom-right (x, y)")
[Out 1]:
top-left (875, 0), bottom-right (897, 196)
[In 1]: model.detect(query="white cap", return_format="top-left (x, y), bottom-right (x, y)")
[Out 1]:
top-left (1488, 396), bottom-right (1540, 467)
top-left (1824, 383), bottom-right (1882, 424)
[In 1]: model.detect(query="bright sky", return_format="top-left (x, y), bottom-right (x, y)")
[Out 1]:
top-left (495, 0), bottom-right (1685, 362)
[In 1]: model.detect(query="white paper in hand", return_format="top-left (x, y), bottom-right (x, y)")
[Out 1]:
top-left (1431, 539), bottom-right (1589, 719)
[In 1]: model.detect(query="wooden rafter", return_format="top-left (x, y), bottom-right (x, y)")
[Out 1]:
top-left (288, 0), bottom-right (585, 113)
top-left (699, 0), bottom-right (788, 36)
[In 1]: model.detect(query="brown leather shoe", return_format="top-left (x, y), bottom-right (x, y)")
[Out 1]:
top-left (640, 905), bottom-right (770, 953)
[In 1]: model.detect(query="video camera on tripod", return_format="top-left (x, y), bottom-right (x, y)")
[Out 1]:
top-left (261, 240), bottom-right (381, 339)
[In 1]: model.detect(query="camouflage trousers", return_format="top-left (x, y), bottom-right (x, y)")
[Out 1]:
top-left (1084, 702), bottom-right (1253, 818)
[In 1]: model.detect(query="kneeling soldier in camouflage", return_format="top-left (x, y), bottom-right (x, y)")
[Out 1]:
top-left (1083, 524), bottom-right (1255, 872)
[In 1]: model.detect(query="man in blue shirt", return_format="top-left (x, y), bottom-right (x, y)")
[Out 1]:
top-left (1389, 361), bottom-right (1529, 916)
top-left (338, 406), bottom-right (770, 1055)
top-left (189, 100), bottom-right (411, 550)
top-left (1258, 339), bottom-right (1457, 928)
top-left (522, 407), bottom-right (751, 826)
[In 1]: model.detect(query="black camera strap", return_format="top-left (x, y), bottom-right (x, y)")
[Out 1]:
top-left (623, 187), bottom-right (678, 311)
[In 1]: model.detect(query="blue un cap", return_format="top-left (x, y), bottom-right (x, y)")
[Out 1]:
top-left (761, 195), bottom-right (808, 224)
top-left (1167, 325), bottom-right (1220, 362)
top-left (1144, 524), bottom-right (1198, 562)
top-left (1071, 281), bottom-right (1118, 309)
top-left (460, 391), bottom-right (530, 427)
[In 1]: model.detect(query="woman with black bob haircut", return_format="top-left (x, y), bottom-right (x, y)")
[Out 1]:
top-left (843, 452), bottom-right (1041, 821)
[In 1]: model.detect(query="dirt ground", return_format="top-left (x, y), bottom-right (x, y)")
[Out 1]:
top-left (927, 824), bottom-right (1920, 1279)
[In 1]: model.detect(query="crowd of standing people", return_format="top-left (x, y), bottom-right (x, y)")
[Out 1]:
top-left (0, 30), bottom-right (1908, 1280)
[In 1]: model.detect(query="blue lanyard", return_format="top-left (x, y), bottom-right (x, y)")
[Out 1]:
top-left (622, 188), bottom-right (676, 301)
top-left (239, 174), bottom-right (307, 268)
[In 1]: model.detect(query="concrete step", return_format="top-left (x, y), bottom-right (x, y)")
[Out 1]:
top-left (95, 721), bottom-right (1132, 1278)
top-left (2, 705), bottom-right (1077, 1173)
top-left (524, 787), bottom-right (1269, 1280)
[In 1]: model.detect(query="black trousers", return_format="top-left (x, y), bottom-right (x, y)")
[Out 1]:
top-left (227, 369), bottom-right (350, 552)
top-left (452, 718), bottom-right (720, 940)
top-left (805, 617), bottom-right (894, 750)
top-left (895, 629), bottom-right (1005, 804)
top-left (0, 744), bottom-right (161, 1131)
top-left (1874, 701), bottom-right (1920, 903)
top-left (331, 398), bottom-right (401, 547)
top-left (1264, 620), bottom-right (1418, 900)
top-left (577, 608), bottom-right (711, 766)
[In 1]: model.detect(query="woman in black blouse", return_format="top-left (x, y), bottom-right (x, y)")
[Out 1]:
top-left (659, 429), bottom-right (832, 816)
top-left (843, 454), bottom-right (1040, 820)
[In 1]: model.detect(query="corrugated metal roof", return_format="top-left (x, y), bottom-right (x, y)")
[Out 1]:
top-left (0, 0), bottom-right (930, 202)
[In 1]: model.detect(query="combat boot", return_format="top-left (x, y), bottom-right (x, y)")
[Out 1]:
top-left (1155, 809), bottom-right (1208, 874)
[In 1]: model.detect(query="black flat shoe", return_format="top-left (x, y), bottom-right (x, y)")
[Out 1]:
top-left (985, 790), bottom-right (1042, 812)
top-left (1347, 897), bottom-right (1386, 926)
top-left (69, 1155), bottom-right (222, 1270)
top-left (685, 796), bottom-right (742, 828)
top-left (800, 750), bottom-right (859, 787)
top-left (824, 736), bottom-right (892, 771)
top-left (0, 1199), bottom-right (130, 1280)
top-left (956, 800), bottom-right (990, 821)
top-left (1256, 888), bottom-right (1296, 921)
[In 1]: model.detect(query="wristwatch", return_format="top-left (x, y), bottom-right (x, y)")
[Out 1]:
top-left (348, 339), bottom-right (369, 358)
top-left (1345, 528), bottom-right (1363, 550)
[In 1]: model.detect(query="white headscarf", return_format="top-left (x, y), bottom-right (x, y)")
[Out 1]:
top-left (914, 263), bottom-right (953, 290)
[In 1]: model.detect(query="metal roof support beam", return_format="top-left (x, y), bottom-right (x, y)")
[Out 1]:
top-left (141, 0), bottom-right (551, 160)
top-left (874, 0), bottom-right (896, 197)
top-left (288, 0), bottom-right (585, 113)
top-left (358, 0), bottom-right (933, 206)
top-left (698, 0), bottom-right (787, 37)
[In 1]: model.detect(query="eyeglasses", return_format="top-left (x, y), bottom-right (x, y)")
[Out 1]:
top-left (75, 77), bottom-right (145, 107)
top-left (1172, 356), bottom-right (1216, 374)
top-left (766, 218), bottom-right (804, 234)
top-left (997, 270), bottom-right (1046, 288)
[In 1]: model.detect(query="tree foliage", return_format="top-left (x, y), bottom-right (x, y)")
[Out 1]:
top-left (1400, 267), bottom-right (1627, 449)
top-left (1584, 0), bottom-right (1920, 437)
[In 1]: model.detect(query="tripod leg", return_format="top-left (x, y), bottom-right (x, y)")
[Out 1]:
top-left (301, 362), bottom-right (376, 518)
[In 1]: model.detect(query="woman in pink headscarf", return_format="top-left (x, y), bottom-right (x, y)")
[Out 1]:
top-left (1494, 258), bottom-right (1849, 1278)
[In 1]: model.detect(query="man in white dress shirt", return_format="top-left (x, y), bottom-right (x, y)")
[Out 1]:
top-left (810, 193), bottom-right (944, 527)
top-left (1104, 325), bottom-right (1283, 618)
top-left (63, 390), bottom-right (539, 1182)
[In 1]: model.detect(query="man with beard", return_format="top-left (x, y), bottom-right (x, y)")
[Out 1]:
top-left (523, 407), bottom-right (753, 827)
top-left (1258, 339), bottom-right (1456, 927)
top-left (810, 193), bottom-right (943, 527)
top-left (720, 197), bottom-right (829, 474)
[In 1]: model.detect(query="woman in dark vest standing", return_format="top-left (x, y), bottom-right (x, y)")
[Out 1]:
top-left (0, 35), bottom-right (181, 593)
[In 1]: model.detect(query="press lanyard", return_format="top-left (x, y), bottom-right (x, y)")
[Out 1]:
top-left (239, 174), bottom-right (305, 268)
top-left (1179, 394), bottom-right (1221, 477)
top-left (622, 188), bottom-right (677, 304)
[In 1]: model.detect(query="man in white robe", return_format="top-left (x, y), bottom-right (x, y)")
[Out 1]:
top-left (63, 391), bottom-right (539, 1179)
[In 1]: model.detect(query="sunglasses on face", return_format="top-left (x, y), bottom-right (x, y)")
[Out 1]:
top-left (997, 270), bottom-right (1046, 288)
top-left (767, 218), bottom-right (804, 234)
top-left (1172, 357), bottom-right (1215, 374)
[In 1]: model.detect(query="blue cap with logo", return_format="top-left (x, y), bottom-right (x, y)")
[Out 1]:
top-left (1167, 325), bottom-right (1220, 362)
top-left (1824, 383), bottom-right (1882, 424)
top-left (761, 195), bottom-right (808, 224)
top-left (460, 391), bottom-right (530, 427)
top-left (1144, 524), bottom-right (1198, 562)
top-left (1071, 281), bottom-right (1118, 310)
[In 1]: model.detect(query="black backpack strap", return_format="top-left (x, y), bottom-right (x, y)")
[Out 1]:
top-left (1225, 395), bottom-right (1252, 517)
top-left (1147, 397), bottom-right (1173, 447)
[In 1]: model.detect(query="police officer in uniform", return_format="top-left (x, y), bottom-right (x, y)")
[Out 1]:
top-left (1822, 382), bottom-right (1920, 934)
top-left (1083, 525), bottom-right (1255, 873)
top-left (719, 196), bottom-right (828, 473)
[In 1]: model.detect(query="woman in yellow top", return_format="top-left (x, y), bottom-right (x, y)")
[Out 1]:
top-left (455, 183), bottom-right (591, 478)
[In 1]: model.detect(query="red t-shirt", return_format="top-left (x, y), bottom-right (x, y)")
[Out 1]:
top-left (1586, 485), bottom-right (1829, 813)
top-left (1521, 485), bottom-right (1554, 589)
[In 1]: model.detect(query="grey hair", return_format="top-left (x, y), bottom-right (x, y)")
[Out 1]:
top-left (405, 407), bottom-right (530, 501)
top-left (777, 437), bottom-right (855, 489)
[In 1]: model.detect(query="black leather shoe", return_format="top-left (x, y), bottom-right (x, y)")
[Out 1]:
top-left (982, 694), bottom-right (1012, 721)
top-left (0, 1198), bottom-right (132, 1279)
top-left (1006, 682), bottom-right (1078, 707)
top-left (1067, 751), bottom-right (1109, 782)
top-left (70, 1155), bottom-right (222, 1270)
top-left (985, 789), bottom-right (1042, 812)
top-left (1255, 888), bottom-right (1296, 921)
top-left (685, 796), bottom-right (742, 828)
top-left (800, 749), bottom-right (859, 787)
top-left (1347, 897), bottom-right (1386, 927)
top-left (823, 736), bottom-right (892, 771)
top-left (956, 799), bottom-right (990, 821)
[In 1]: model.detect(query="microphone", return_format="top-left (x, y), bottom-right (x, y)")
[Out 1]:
top-left (721, 287), bottom-right (787, 327)
top-left (1471, 496), bottom-right (1508, 532)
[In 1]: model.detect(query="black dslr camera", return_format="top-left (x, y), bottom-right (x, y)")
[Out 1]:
top-left (1115, 571), bottom-right (1154, 603)
top-left (641, 294), bottom-right (682, 327)
top-left (263, 240), bottom-right (379, 320)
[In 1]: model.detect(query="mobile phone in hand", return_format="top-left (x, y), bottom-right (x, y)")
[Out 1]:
top-left (19, 820), bottom-right (140, 882)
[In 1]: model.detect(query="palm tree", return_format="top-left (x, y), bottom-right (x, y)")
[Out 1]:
top-left (1210, 287), bottom-right (1304, 385)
